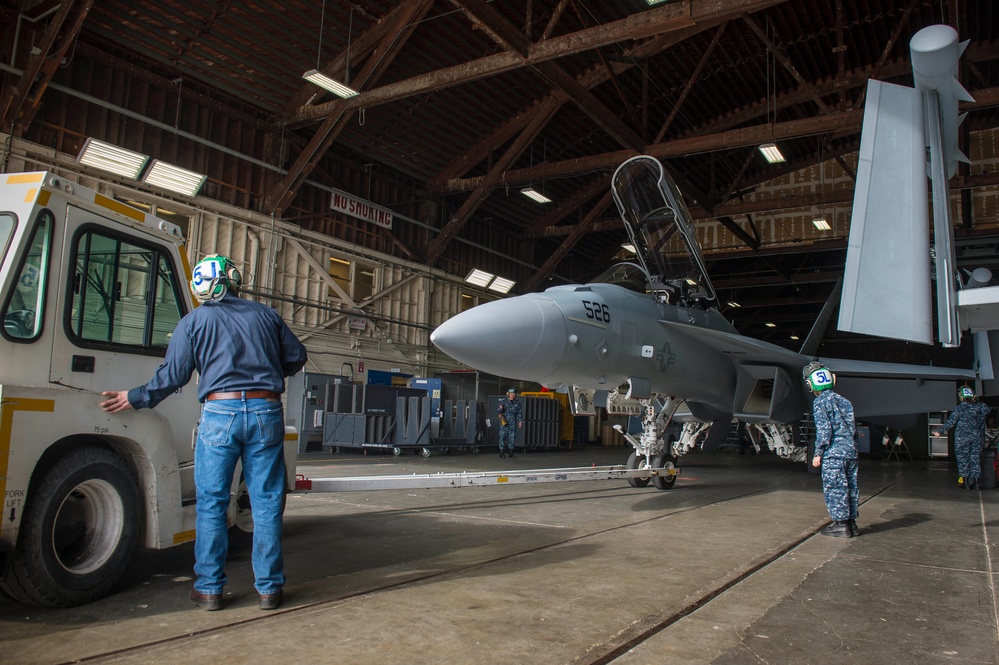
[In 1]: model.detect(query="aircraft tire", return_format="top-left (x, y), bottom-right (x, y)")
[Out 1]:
top-left (626, 451), bottom-right (652, 488)
top-left (651, 451), bottom-right (678, 490)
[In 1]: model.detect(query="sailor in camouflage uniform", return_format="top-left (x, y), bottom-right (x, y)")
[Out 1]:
top-left (933, 386), bottom-right (992, 490)
top-left (805, 362), bottom-right (860, 538)
top-left (497, 388), bottom-right (524, 458)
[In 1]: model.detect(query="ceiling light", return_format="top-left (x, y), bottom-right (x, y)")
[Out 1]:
top-left (303, 69), bottom-right (359, 98)
top-left (727, 301), bottom-right (741, 308)
top-left (812, 217), bottom-right (832, 231)
top-left (142, 160), bottom-right (206, 197)
top-left (758, 143), bottom-right (785, 164)
top-left (765, 322), bottom-right (777, 328)
top-left (488, 277), bottom-right (515, 294)
top-left (77, 138), bottom-right (149, 179)
top-left (464, 268), bottom-right (494, 287)
top-left (621, 243), bottom-right (636, 254)
top-left (521, 187), bottom-right (552, 204)
top-left (790, 334), bottom-right (800, 340)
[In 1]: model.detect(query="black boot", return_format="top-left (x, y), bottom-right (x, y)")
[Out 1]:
top-left (499, 451), bottom-right (506, 458)
top-left (508, 452), bottom-right (516, 459)
top-left (847, 519), bottom-right (860, 537)
top-left (959, 477), bottom-right (967, 489)
top-left (968, 477), bottom-right (979, 490)
top-left (821, 521), bottom-right (852, 538)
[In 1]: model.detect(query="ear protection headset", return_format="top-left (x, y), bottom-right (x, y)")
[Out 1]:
top-left (803, 360), bottom-right (835, 393)
top-left (190, 254), bottom-right (242, 302)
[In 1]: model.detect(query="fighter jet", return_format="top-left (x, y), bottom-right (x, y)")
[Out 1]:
top-left (431, 156), bottom-right (975, 487)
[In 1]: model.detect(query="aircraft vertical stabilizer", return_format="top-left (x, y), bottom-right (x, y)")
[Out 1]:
top-left (837, 79), bottom-right (932, 344)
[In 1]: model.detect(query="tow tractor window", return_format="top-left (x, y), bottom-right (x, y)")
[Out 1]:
top-left (0, 213), bottom-right (14, 261)
top-left (2, 211), bottom-right (52, 341)
top-left (69, 228), bottom-right (185, 352)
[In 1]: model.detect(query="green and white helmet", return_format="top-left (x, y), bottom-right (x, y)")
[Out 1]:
top-left (958, 385), bottom-right (975, 401)
top-left (803, 360), bottom-right (835, 393)
top-left (190, 254), bottom-right (242, 302)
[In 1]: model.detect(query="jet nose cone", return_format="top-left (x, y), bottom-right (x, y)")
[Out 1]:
top-left (431, 295), bottom-right (566, 381)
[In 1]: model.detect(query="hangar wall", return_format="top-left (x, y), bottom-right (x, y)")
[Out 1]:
top-left (1, 134), bottom-right (476, 379)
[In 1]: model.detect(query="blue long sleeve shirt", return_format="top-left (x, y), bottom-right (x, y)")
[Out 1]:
top-left (812, 390), bottom-right (857, 460)
top-left (128, 293), bottom-right (308, 409)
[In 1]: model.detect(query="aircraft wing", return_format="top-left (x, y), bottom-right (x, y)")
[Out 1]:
top-left (660, 320), bottom-right (974, 421)
top-left (658, 320), bottom-right (804, 371)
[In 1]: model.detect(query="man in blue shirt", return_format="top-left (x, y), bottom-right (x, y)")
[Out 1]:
top-left (805, 362), bottom-right (859, 538)
top-left (101, 254), bottom-right (307, 611)
top-left (497, 388), bottom-right (523, 458)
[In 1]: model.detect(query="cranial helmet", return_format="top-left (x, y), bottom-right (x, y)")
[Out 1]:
top-left (803, 360), bottom-right (835, 393)
top-left (958, 385), bottom-right (975, 401)
top-left (190, 254), bottom-right (242, 302)
top-left (507, 388), bottom-right (516, 395)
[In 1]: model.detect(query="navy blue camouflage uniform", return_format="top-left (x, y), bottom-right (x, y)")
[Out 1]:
top-left (938, 400), bottom-right (992, 482)
top-left (497, 396), bottom-right (523, 453)
top-left (812, 389), bottom-right (859, 523)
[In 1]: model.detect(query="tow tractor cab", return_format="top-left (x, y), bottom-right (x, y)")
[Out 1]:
top-left (0, 172), bottom-right (297, 607)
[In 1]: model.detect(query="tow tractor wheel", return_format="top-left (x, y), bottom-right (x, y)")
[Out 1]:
top-left (0, 446), bottom-right (140, 607)
top-left (651, 451), bottom-right (678, 490)
top-left (626, 451), bottom-right (652, 488)
top-left (230, 474), bottom-right (289, 548)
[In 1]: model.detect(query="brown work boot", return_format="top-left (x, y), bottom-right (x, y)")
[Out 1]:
top-left (259, 589), bottom-right (283, 610)
top-left (189, 588), bottom-right (223, 611)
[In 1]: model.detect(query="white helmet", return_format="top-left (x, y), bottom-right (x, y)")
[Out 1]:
top-left (190, 254), bottom-right (241, 302)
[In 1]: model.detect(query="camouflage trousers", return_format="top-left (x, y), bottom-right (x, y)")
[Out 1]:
top-left (821, 457), bottom-right (859, 522)
top-left (498, 425), bottom-right (518, 451)
top-left (954, 439), bottom-right (983, 480)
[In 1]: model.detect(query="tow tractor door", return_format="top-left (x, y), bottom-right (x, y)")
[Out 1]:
top-left (48, 202), bottom-right (200, 484)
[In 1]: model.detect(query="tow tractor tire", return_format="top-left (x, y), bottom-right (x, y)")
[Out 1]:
top-left (651, 451), bottom-right (678, 490)
top-left (0, 446), bottom-right (140, 607)
top-left (626, 451), bottom-right (652, 488)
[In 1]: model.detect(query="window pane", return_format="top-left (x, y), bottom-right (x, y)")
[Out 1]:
top-left (151, 254), bottom-right (183, 348)
top-left (355, 264), bottom-right (375, 302)
top-left (0, 213), bottom-right (15, 263)
top-left (329, 257), bottom-right (350, 298)
top-left (71, 230), bottom-right (184, 350)
top-left (2, 212), bottom-right (52, 340)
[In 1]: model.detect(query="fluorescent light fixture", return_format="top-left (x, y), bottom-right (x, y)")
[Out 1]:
top-left (684, 278), bottom-right (698, 286)
top-left (812, 217), bottom-right (832, 231)
top-left (303, 69), bottom-right (359, 98)
top-left (758, 143), bottom-right (785, 164)
top-left (621, 243), bottom-right (636, 254)
top-left (142, 160), bottom-right (207, 197)
top-left (464, 268), bottom-right (494, 287)
top-left (77, 138), bottom-right (149, 179)
top-left (765, 322), bottom-right (777, 328)
top-left (727, 301), bottom-right (741, 308)
top-left (488, 276), bottom-right (515, 294)
top-left (790, 334), bottom-right (800, 340)
top-left (645, 0), bottom-right (675, 4)
top-left (521, 187), bottom-right (552, 204)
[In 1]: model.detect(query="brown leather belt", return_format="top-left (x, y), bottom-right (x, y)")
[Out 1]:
top-left (205, 390), bottom-right (280, 401)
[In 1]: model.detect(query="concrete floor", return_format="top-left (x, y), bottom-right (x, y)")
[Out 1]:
top-left (1, 446), bottom-right (997, 665)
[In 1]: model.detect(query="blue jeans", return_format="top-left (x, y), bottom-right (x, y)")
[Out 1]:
top-left (194, 397), bottom-right (286, 595)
